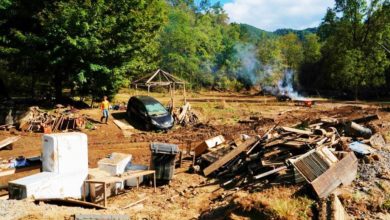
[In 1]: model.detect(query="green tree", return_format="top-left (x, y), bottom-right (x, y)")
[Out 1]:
top-left (316, 0), bottom-right (390, 98)
top-left (160, 3), bottom-right (227, 88)
top-left (278, 33), bottom-right (304, 71)
top-left (0, 0), bottom-right (166, 100)
top-left (298, 34), bottom-right (322, 88)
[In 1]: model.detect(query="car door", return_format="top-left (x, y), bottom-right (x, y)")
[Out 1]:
top-left (137, 101), bottom-right (148, 120)
top-left (129, 99), bottom-right (146, 120)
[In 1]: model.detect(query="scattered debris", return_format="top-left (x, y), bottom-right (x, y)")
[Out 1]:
top-left (18, 106), bottom-right (90, 133)
top-left (349, 142), bottom-right (375, 155)
top-left (194, 113), bottom-right (380, 199)
top-left (174, 102), bottom-right (199, 126)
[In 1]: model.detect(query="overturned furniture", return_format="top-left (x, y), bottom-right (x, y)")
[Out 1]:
top-left (8, 132), bottom-right (88, 199)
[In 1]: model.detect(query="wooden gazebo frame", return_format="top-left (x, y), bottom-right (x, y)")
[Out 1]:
top-left (132, 69), bottom-right (187, 104)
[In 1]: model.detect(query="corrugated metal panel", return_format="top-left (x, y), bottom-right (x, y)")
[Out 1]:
top-left (292, 148), bottom-right (335, 182)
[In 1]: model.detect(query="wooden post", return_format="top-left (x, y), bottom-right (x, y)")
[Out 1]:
top-left (82, 182), bottom-right (86, 201)
top-left (172, 83), bottom-right (175, 110)
top-left (147, 85), bottom-right (150, 95)
top-left (169, 84), bottom-right (172, 99)
top-left (153, 172), bottom-right (156, 192)
top-left (135, 84), bottom-right (138, 96)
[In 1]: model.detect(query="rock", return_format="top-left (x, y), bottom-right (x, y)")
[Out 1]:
top-left (372, 154), bottom-right (381, 161)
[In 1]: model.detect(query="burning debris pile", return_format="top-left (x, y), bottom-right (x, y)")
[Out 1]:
top-left (261, 69), bottom-right (311, 104)
top-left (193, 114), bottom-right (383, 200)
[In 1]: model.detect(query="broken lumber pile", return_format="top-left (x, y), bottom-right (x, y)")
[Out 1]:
top-left (194, 114), bottom-right (382, 198)
top-left (18, 106), bottom-right (89, 133)
top-left (174, 102), bottom-right (199, 126)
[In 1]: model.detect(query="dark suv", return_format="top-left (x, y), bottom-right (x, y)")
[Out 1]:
top-left (126, 96), bottom-right (174, 130)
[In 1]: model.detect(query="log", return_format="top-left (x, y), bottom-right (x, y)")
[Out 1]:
top-left (352, 114), bottom-right (380, 124)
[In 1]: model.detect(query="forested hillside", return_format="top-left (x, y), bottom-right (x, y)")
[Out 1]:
top-left (0, 0), bottom-right (389, 100)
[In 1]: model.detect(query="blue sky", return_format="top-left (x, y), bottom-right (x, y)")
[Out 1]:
top-left (214, 0), bottom-right (335, 31)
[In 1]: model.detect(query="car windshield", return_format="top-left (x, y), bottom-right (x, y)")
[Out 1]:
top-left (145, 102), bottom-right (167, 116)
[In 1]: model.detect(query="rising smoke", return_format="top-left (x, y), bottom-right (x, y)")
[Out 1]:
top-left (234, 43), bottom-right (261, 86)
top-left (234, 43), bottom-right (304, 99)
top-left (277, 69), bottom-right (305, 100)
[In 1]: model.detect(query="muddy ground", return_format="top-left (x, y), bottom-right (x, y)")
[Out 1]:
top-left (1, 91), bottom-right (390, 219)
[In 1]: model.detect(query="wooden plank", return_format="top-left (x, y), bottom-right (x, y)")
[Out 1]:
top-left (203, 137), bottom-right (259, 176)
top-left (281, 126), bottom-right (313, 135)
top-left (86, 170), bottom-right (156, 184)
top-left (253, 166), bottom-right (287, 180)
top-left (113, 119), bottom-right (134, 130)
top-left (281, 140), bottom-right (306, 148)
top-left (194, 135), bottom-right (225, 156)
top-left (0, 164), bottom-right (41, 177)
top-left (0, 136), bottom-right (21, 150)
top-left (311, 152), bottom-right (357, 198)
top-left (36, 198), bottom-right (106, 209)
top-left (122, 197), bottom-right (148, 209)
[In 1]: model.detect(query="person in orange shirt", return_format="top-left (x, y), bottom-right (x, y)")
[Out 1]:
top-left (100, 96), bottom-right (110, 124)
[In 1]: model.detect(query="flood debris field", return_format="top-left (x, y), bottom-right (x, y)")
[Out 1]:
top-left (1, 94), bottom-right (390, 220)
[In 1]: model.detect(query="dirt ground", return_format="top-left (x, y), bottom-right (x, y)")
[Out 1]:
top-left (1, 91), bottom-right (390, 220)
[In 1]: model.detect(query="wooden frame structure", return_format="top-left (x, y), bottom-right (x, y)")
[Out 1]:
top-left (132, 69), bottom-right (187, 103)
top-left (83, 170), bottom-right (156, 207)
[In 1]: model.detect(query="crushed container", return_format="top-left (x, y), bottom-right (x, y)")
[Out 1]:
top-left (150, 142), bottom-right (179, 181)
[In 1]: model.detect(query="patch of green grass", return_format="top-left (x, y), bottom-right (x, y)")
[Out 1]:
top-left (234, 187), bottom-right (314, 220)
top-left (382, 199), bottom-right (390, 211)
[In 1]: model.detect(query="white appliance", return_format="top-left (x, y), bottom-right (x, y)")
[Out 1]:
top-left (9, 132), bottom-right (88, 200)
top-left (42, 132), bottom-right (88, 174)
top-left (97, 153), bottom-right (131, 175)
top-left (8, 172), bottom-right (87, 199)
